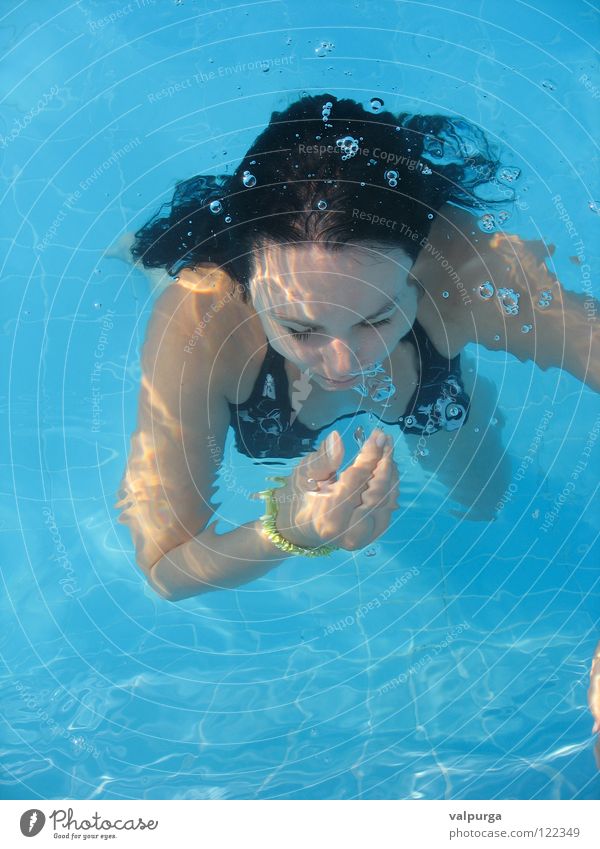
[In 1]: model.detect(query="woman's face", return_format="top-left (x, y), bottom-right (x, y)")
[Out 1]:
top-left (249, 242), bottom-right (419, 391)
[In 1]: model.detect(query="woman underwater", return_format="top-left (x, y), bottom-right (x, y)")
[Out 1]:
top-left (114, 94), bottom-right (599, 610)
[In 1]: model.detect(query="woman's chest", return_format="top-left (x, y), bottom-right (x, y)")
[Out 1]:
top-left (286, 341), bottom-right (420, 431)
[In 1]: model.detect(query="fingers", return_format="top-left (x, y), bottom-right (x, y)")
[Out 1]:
top-left (335, 429), bottom-right (389, 499)
top-left (339, 442), bottom-right (400, 549)
top-left (350, 445), bottom-right (399, 535)
top-left (299, 430), bottom-right (344, 485)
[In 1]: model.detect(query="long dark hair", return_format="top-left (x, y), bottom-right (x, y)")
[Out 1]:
top-left (131, 93), bottom-right (511, 300)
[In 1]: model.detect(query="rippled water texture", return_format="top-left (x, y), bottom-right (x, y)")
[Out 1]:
top-left (1, 0), bottom-right (599, 799)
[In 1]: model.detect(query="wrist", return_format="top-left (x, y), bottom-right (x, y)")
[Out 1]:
top-left (257, 486), bottom-right (338, 558)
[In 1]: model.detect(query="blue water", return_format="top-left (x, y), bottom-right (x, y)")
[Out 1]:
top-left (1, 0), bottom-right (599, 800)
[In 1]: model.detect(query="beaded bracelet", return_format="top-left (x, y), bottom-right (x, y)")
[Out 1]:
top-left (257, 477), bottom-right (339, 558)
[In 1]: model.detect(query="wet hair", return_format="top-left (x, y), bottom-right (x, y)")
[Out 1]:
top-left (131, 93), bottom-right (512, 301)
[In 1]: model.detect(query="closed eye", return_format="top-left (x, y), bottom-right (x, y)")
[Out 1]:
top-left (287, 316), bottom-right (393, 342)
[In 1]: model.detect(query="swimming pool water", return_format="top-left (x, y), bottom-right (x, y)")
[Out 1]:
top-left (1, 0), bottom-right (599, 800)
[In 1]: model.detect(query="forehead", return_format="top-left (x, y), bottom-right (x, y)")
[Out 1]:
top-left (252, 243), bottom-right (411, 303)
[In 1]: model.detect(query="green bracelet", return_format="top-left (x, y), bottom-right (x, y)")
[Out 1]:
top-left (257, 478), bottom-right (339, 558)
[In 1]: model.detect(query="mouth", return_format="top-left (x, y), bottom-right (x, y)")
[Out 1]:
top-left (315, 374), bottom-right (362, 389)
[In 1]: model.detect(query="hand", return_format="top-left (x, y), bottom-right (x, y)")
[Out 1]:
top-left (271, 428), bottom-right (399, 552)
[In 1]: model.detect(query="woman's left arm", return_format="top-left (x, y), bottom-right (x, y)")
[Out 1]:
top-left (416, 206), bottom-right (600, 393)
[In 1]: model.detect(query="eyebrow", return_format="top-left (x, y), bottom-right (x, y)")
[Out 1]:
top-left (273, 297), bottom-right (398, 329)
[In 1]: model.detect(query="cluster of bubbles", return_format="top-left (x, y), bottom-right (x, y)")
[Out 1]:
top-left (477, 280), bottom-right (523, 318)
top-left (321, 100), bottom-right (332, 124)
top-left (336, 135), bottom-right (360, 160)
top-left (209, 199), bottom-right (232, 223)
top-left (538, 289), bottom-right (553, 308)
top-left (315, 40), bottom-right (334, 57)
top-left (589, 201), bottom-right (600, 215)
top-left (496, 166), bottom-right (521, 184)
top-left (351, 362), bottom-right (396, 403)
top-left (242, 170), bottom-right (257, 187)
top-left (521, 324), bottom-right (533, 333)
top-left (369, 97), bottom-right (384, 113)
top-left (422, 165), bottom-right (433, 175)
top-left (477, 209), bottom-right (511, 232)
top-left (384, 169), bottom-right (398, 187)
top-left (497, 287), bottom-right (520, 316)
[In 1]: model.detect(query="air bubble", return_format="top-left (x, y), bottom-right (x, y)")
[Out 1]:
top-left (317, 200), bottom-right (327, 210)
top-left (404, 415), bottom-right (416, 427)
top-left (521, 324), bottom-right (533, 333)
top-left (242, 171), bottom-right (257, 187)
top-left (478, 281), bottom-right (495, 300)
top-left (369, 97), bottom-right (384, 113)
top-left (315, 40), bottom-right (334, 57)
top-left (478, 213), bottom-right (496, 233)
top-left (427, 213), bottom-right (434, 220)
top-left (224, 215), bottom-right (232, 223)
top-left (384, 169), bottom-right (398, 183)
top-left (541, 79), bottom-right (557, 91)
top-left (497, 287), bottom-right (520, 316)
top-left (93, 302), bottom-right (102, 310)
top-left (364, 544), bottom-right (381, 558)
top-left (442, 291), bottom-right (449, 298)
top-left (537, 289), bottom-right (553, 308)
top-left (209, 200), bottom-right (223, 214)
top-left (353, 426), bottom-right (366, 448)
top-left (589, 200), bottom-right (600, 215)
top-left (497, 210), bottom-right (510, 225)
top-left (422, 135), bottom-right (443, 159)
top-left (388, 179), bottom-right (397, 187)
top-left (422, 165), bottom-right (432, 175)
top-left (494, 334), bottom-right (500, 341)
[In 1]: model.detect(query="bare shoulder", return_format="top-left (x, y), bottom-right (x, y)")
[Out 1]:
top-left (159, 265), bottom-right (257, 396)
top-left (412, 204), bottom-right (482, 356)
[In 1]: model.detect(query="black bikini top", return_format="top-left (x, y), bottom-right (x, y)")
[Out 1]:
top-left (227, 320), bottom-right (470, 462)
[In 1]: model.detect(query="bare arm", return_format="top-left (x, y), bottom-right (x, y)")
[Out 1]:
top-left (415, 205), bottom-right (600, 392)
top-left (114, 269), bottom-right (293, 601)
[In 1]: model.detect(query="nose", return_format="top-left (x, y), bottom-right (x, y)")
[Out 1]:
top-left (320, 337), bottom-right (358, 380)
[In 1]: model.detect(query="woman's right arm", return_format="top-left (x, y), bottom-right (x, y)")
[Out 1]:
top-left (115, 274), bottom-right (297, 601)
